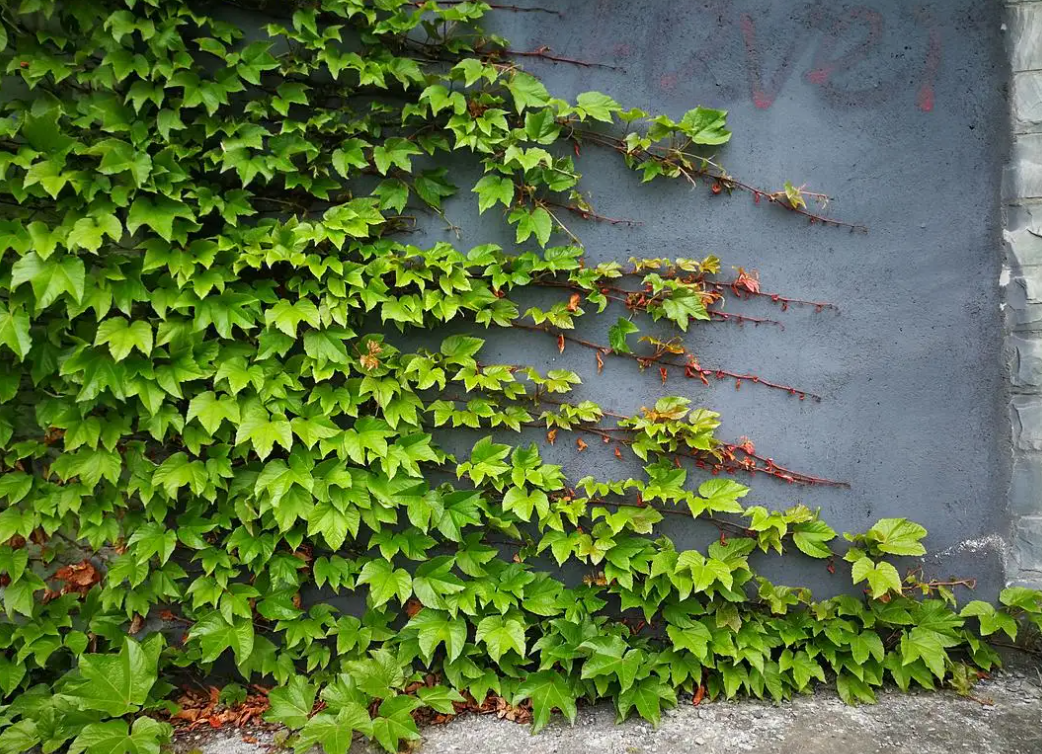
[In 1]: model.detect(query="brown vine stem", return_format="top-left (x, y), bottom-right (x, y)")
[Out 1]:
top-left (707, 281), bottom-right (838, 312)
top-left (436, 392), bottom-right (631, 421)
top-left (530, 393), bottom-right (631, 421)
top-left (989, 641), bottom-right (1042, 658)
top-left (491, 46), bottom-right (623, 70)
top-left (901, 578), bottom-right (977, 593)
top-left (433, 391), bottom-right (844, 486)
top-left (409, 1), bottom-right (562, 14)
top-left (537, 274), bottom-right (812, 314)
top-left (588, 498), bottom-right (689, 518)
top-left (402, 39), bottom-right (619, 74)
top-left (511, 322), bottom-right (822, 401)
top-left (523, 421), bottom-right (617, 444)
top-left (708, 310), bottom-right (784, 329)
top-left (568, 128), bottom-right (868, 232)
top-left (714, 445), bottom-right (848, 487)
top-left (529, 279), bottom-right (783, 328)
top-left (576, 426), bottom-right (846, 487)
top-left (435, 397), bottom-right (842, 486)
top-left (543, 200), bottom-right (642, 226)
top-left (529, 279), bottom-right (631, 306)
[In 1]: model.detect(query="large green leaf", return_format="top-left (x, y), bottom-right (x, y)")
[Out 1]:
top-left (295, 705), bottom-right (372, 754)
top-left (265, 675), bottom-right (318, 730)
top-left (369, 696), bottom-right (422, 754)
top-left (65, 638), bottom-right (158, 716)
top-left (0, 304), bottom-right (31, 360)
top-left (474, 615), bottom-right (526, 663)
top-left (514, 670), bottom-right (577, 733)
top-left (10, 252), bottom-right (85, 310)
top-left (189, 612), bottom-right (255, 665)
top-left (357, 559), bottom-right (413, 608)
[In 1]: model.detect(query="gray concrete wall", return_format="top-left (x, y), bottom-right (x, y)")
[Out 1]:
top-left (407, 0), bottom-right (1014, 597)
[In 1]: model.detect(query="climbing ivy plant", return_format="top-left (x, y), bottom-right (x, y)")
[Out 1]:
top-left (0, 2), bottom-right (1039, 753)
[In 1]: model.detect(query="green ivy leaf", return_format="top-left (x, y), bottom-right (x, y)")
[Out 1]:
top-left (69, 717), bottom-right (172, 754)
top-left (95, 318), bottom-right (153, 361)
top-left (0, 303), bottom-right (31, 361)
top-left (235, 403), bottom-right (293, 460)
top-left (792, 520), bottom-right (836, 559)
top-left (370, 695), bottom-right (422, 754)
top-left (960, 601), bottom-right (1018, 640)
top-left (472, 174), bottom-right (515, 213)
top-left (416, 685), bottom-right (466, 714)
top-left (580, 636), bottom-right (642, 692)
top-left (835, 671), bottom-right (876, 705)
top-left (411, 556), bottom-right (465, 610)
top-left (65, 638), bottom-right (158, 716)
top-left (474, 615), bottom-right (526, 662)
top-left (514, 670), bottom-right (576, 733)
top-left (508, 206), bottom-right (552, 246)
top-left (866, 518), bottom-right (928, 556)
top-left (407, 609), bottom-right (468, 663)
top-left (659, 289), bottom-right (708, 331)
top-left (608, 317), bottom-right (639, 353)
top-left (189, 612), bottom-right (255, 665)
top-left (372, 138), bottom-right (421, 175)
top-left (506, 72), bottom-right (550, 113)
top-left (126, 195), bottom-right (197, 242)
top-left (128, 521), bottom-right (178, 564)
top-left (187, 391), bottom-right (241, 434)
top-left (10, 252), bottom-right (86, 310)
top-left (851, 557), bottom-right (902, 599)
top-left (265, 675), bottom-right (318, 730)
top-left (502, 486), bottom-right (550, 522)
top-left (575, 92), bottom-right (621, 123)
top-left (0, 655), bottom-right (26, 697)
top-left (357, 559), bottom-right (413, 608)
top-left (779, 649), bottom-right (825, 690)
top-left (67, 214), bottom-right (122, 252)
top-left (848, 631), bottom-right (885, 665)
top-left (677, 106), bottom-right (731, 145)
top-left (696, 479), bottom-right (749, 514)
top-left (615, 675), bottom-right (676, 725)
top-left (295, 705), bottom-right (372, 754)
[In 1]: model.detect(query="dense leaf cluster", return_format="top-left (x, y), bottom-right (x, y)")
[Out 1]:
top-left (0, 2), bottom-right (1039, 753)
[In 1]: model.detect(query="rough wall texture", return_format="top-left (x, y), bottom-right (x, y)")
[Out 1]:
top-left (1005, 0), bottom-right (1042, 587)
top-left (431, 0), bottom-right (1010, 596)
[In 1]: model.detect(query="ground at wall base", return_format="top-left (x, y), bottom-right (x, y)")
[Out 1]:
top-left (174, 659), bottom-right (1042, 754)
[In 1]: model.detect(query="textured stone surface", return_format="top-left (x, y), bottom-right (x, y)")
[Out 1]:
top-left (1005, 133), bottom-right (1042, 200)
top-left (1010, 452), bottom-right (1042, 515)
top-left (1013, 516), bottom-right (1042, 580)
top-left (1005, 227), bottom-right (1042, 270)
top-left (1007, 203), bottom-right (1042, 234)
top-left (1013, 72), bottom-right (1042, 132)
top-left (1010, 334), bottom-right (1042, 386)
top-left (1006, 280), bottom-right (1042, 329)
top-left (1008, 3), bottom-right (1042, 72)
top-left (1012, 396), bottom-right (1042, 450)
top-left (176, 670), bottom-right (1042, 754)
top-left (1018, 267), bottom-right (1042, 303)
